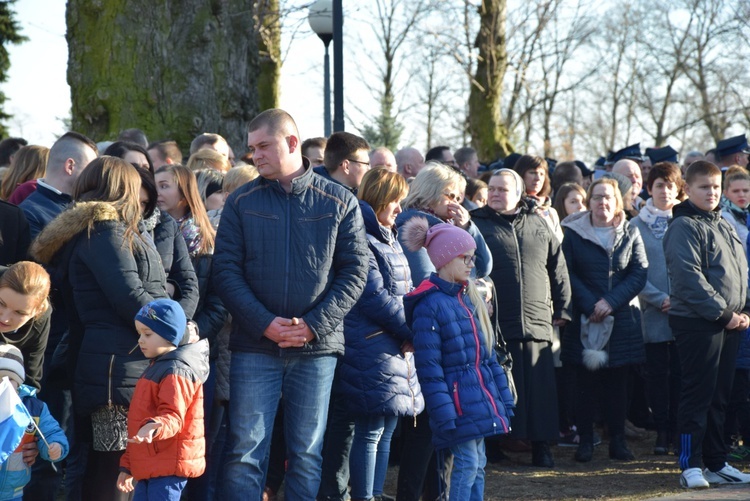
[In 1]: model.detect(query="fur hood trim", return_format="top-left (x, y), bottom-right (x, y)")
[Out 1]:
top-left (31, 201), bottom-right (121, 264)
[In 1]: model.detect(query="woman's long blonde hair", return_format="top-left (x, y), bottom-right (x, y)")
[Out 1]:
top-left (465, 280), bottom-right (494, 354)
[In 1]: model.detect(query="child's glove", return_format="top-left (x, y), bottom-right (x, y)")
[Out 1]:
top-left (117, 472), bottom-right (134, 493)
top-left (48, 442), bottom-right (63, 461)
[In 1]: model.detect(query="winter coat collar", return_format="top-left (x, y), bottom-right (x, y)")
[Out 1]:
top-left (671, 199), bottom-right (722, 223)
top-left (561, 210), bottom-right (626, 251)
top-left (152, 338), bottom-right (210, 384)
top-left (359, 200), bottom-right (397, 245)
top-left (31, 201), bottom-right (123, 264)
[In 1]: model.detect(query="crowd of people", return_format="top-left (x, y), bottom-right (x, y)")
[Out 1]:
top-left (1, 109), bottom-right (750, 499)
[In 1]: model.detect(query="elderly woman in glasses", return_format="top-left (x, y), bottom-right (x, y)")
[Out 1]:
top-left (471, 168), bottom-right (572, 469)
top-left (394, 161), bottom-right (492, 500)
top-left (560, 177), bottom-right (648, 464)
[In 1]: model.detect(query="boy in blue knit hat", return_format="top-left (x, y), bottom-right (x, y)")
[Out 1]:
top-left (116, 299), bottom-right (209, 500)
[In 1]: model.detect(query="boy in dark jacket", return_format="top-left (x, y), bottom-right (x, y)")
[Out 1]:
top-left (664, 161), bottom-right (750, 489)
top-left (116, 299), bottom-right (209, 500)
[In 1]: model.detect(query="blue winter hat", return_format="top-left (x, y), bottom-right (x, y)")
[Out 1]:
top-left (134, 299), bottom-right (186, 347)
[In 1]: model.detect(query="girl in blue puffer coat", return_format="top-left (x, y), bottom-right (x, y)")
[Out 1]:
top-left (401, 217), bottom-right (515, 501)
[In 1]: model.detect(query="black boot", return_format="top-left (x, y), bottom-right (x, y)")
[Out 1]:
top-left (609, 434), bottom-right (635, 460)
top-left (531, 441), bottom-right (554, 468)
top-left (574, 436), bottom-right (594, 462)
top-left (653, 430), bottom-right (669, 455)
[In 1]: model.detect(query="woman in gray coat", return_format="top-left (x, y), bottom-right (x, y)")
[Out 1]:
top-left (631, 162), bottom-right (683, 456)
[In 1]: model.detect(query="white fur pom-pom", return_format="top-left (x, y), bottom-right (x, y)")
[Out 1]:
top-left (582, 349), bottom-right (608, 371)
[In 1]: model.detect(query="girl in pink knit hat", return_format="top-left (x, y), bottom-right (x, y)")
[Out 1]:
top-left (401, 217), bottom-right (515, 501)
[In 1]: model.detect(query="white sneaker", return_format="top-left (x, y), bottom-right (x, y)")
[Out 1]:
top-left (680, 468), bottom-right (709, 489)
top-left (703, 463), bottom-right (750, 484)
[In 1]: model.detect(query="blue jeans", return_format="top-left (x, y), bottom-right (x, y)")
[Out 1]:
top-left (222, 352), bottom-right (337, 500)
top-left (449, 439), bottom-right (486, 501)
top-left (349, 415), bottom-right (398, 499)
top-left (134, 475), bottom-right (187, 500)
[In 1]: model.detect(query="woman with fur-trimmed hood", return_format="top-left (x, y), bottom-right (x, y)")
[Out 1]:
top-left (32, 156), bottom-right (171, 501)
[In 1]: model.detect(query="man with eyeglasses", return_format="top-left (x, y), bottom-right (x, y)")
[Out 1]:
top-left (314, 131), bottom-right (371, 194)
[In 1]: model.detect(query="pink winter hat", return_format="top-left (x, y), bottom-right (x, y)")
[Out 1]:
top-left (402, 217), bottom-right (476, 270)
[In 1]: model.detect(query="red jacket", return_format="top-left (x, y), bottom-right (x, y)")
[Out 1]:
top-left (120, 340), bottom-right (210, 480)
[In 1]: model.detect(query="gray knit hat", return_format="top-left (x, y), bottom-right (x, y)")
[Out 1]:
top-left (0, 344), bottom-right (25, 386)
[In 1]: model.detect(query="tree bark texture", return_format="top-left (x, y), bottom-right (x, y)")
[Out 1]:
top-left (256, 0), bottom-right (280, 111)
top-left (469, 0), bottom-right (512, 161)
top-left (66, 0), bottom-right (260, 154)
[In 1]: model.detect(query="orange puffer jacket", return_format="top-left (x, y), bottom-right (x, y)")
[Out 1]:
top-left (120, 339), bottom-right (210, 480)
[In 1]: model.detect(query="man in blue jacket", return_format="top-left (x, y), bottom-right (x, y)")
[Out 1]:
top-left (213, 109), bottom-right (369, 500)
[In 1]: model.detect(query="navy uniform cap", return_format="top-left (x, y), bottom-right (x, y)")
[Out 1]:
top-left (503, 152), bottom-right (522, 170)
top-left (611, 143), bottom-right (645, 163)
top-left (646, 145), bottom-right (678, 164)
top-left (594, 156), bottom-right (606, 168)
top-left (545, 157), bottom-right (557, 170)
top-left (603, 151), bottom-right (616, 166)
top-left (716, 134), bottom-right (750, 157)
top-left (574, 160), bottom-right (594, 177)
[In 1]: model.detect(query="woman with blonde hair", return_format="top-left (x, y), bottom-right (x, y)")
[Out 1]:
top-left (560, 177), bottom-right (648, 463)
top-left (187, 148), bottom-right (231, 174)
top-left (32, 156), bottom-right (171, 501)
top-left (2, 145), bottom-right (50, 203)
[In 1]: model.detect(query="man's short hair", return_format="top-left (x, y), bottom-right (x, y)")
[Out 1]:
top-left (323, 132), bottom-right (370, 173)
top-left (425, 146), bottom-right (451, 162)
top-left (247, 108), bottom-right (299, 138)
top-left (551, 161), bottom-right (583, 192)
top-left (301, 137), bottom-right (327, 157)
top-left (148, 140), bottom-right (183, 165)
top-left (190, 133), bottom-right (227, 155)
top-left (0, 137), bottom-right (28, 166)
top-left (454, 147), bottom-right (476, 167)
top-left (117, 128), bottom-right (148, 149)
top-left (685, 160), bottom-right (722, 185)
top-left (47, 132), bottom-right (98, 174)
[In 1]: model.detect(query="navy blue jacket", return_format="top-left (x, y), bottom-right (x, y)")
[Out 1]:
top-left (404, 274), bottom-right (515, 449)
top-left (0, 200), bottom-right (30, 265)
top-left (32, 202), bottom-right (170, 415)
top-left (560, 212), bottom-right (648, 368)
top-left (213, 162), bottom-right (368, 356)
top-left (19, 182), bottom-right (72, 239)
top-left (338, 201), bottom-right (424, 417)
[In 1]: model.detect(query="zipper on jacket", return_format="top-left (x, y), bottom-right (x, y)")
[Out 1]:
top-left (452, 381), bottom-right (463, 416)
top-left (282, 193), bottom-right (291, 355)
top-left (457, 290), bottom-right (508, 433)
top-left (107, 354), bottom-right (115, 407)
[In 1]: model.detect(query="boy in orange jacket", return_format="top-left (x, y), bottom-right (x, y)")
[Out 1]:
top-left (116, 299), bottom-right (209, 499)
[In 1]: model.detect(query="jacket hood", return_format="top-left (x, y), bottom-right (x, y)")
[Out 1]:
top-left (404, 273), bottom-right (464, 327)
top-left (561, 210), bottom-right (626, 250)
top-left (31, 201), bottom-right (122, 264)
top-left (159, 338), bottom-right (210, 384)
top-left (359, 200), bottom-right (396, 244)
top-left (671, 199), bottom-right (722, 223)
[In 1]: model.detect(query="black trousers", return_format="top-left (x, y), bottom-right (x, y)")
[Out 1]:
top-left (575, 365), bottom-right (629, 440)
top-left (726, 368), bottom-right (750, 444)
top-left (675, 326), bottom-right (740, 471)
top-left (644, 341), bottom-right (681, 434)
top-left (507, 340), bottom-right (559, 441)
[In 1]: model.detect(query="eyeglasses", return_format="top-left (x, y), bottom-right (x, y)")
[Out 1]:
top-left (461, 254), bottom-right (477, 266)
top-left (347, 158), bottom-right (370, 167)
top-left (590, 195), bottom-right (614, 202)
top-left (442, 191), bottom-right (461, 202)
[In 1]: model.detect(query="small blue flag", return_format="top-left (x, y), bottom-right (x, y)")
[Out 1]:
top-left (0, 377), bottom-right (31, 464)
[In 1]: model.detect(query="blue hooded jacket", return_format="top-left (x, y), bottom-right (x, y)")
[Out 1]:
top-left (404, 274), bottom-right (515, 449)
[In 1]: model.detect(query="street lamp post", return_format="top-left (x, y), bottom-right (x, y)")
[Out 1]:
top-left (308, 0), bottom-right (333, 137)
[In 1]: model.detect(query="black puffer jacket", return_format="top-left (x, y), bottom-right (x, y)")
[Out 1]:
top-left (471, 204), bottom-right (571, 342)
top-left (213, 162), bottom-right (369, 356)
top-left (560, 211), bottom-right (648, 368)
top-left (32, 202), bottom-right (170, 416)
top-left (153, 212), bottom-right (199, 319)
top-left (192, 253), bottom-right (228, 360)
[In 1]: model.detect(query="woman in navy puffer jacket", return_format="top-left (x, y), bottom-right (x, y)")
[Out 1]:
top-left (339, 169), bottom-right (424, 501)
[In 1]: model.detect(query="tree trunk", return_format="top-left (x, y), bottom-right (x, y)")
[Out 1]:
top-left (66, 0), bottom-right (260, 155)
top-left (469, 0), bottom-right (512, 162)
top-left (256, 0), bottom-right (281, 111)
